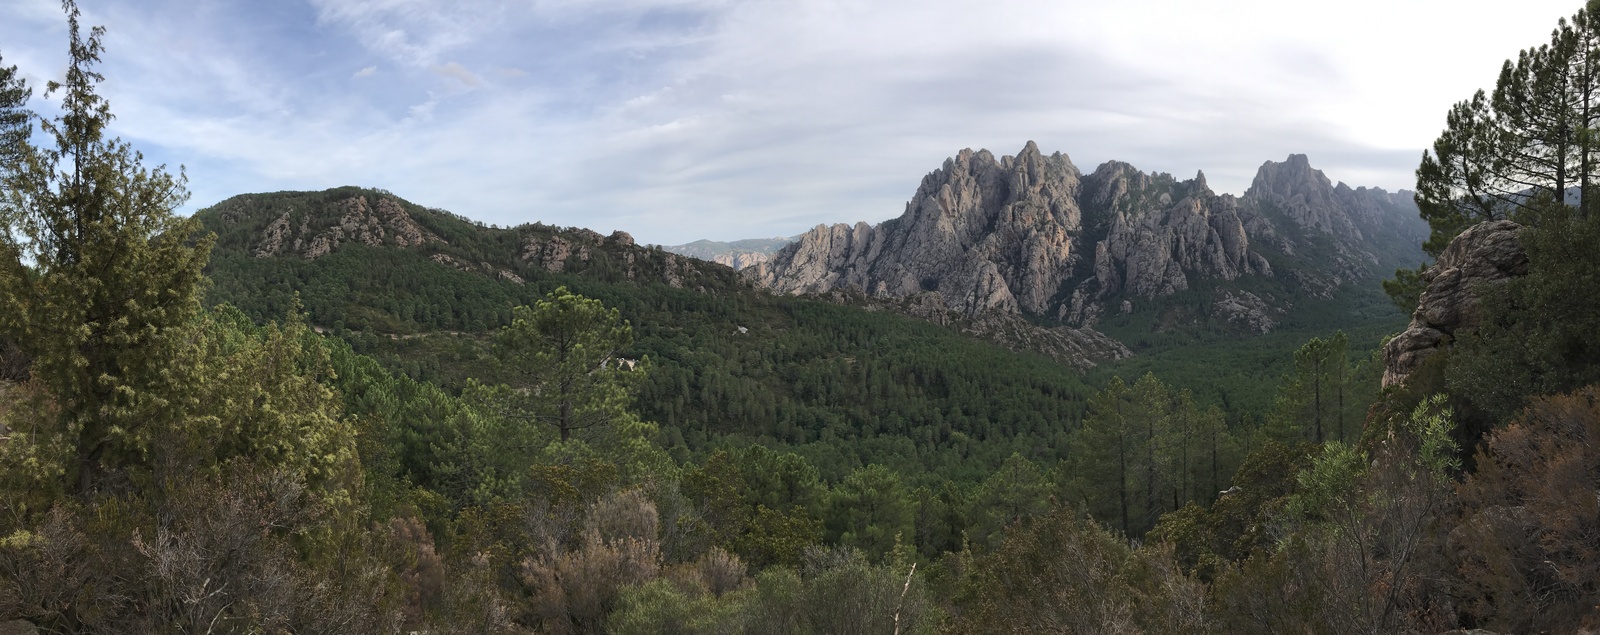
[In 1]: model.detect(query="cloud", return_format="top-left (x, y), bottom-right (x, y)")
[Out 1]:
top-left (307, 0), bottom-right (506, 68)
top-left (0, 0), bottom-right (1589, 245)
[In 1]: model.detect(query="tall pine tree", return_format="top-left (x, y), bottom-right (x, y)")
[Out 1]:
top-left (0, 0), bottom-right (212, 494)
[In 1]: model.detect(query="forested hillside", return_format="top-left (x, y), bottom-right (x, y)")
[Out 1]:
top-left (7, 2), bottom-right (1600, 633)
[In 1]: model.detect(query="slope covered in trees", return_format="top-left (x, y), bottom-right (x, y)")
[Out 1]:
top-left (9, 1), bottom-right (1600, 632)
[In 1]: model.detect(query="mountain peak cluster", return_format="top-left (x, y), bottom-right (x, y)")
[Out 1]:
top-left (746, 142), bottom-right (1424, 330)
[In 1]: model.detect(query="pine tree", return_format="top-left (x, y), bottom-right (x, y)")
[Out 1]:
top-left (1414, 0), bottom-right (1600, 254)
top-left (1397, 2), bottom-right (1600, 309)
top-left (493, 286), bottom-right (638, 442)
top-left (1072, 376), bottom-right (1137, 534)
top-left (0, 51), bottom-right (29, 175)
top-left (0, 0), bottom-right (213, 493)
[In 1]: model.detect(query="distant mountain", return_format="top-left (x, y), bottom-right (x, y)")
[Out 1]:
top-left (748, 142), bottom-right (1428, 337)
top-left (193, 185), bottom-right (1129, 371)
top-left (663, 237), bottom-right (797, 271)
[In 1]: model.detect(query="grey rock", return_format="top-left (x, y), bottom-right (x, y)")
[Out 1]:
top-left (1382, 220), bottom-right (1527, 388)
top-left (663, 237), bottom-right (795, 270)
top-left (749, 141), bottom-right (1082, 316)
top-left (711, 251), bottom-right (770, 271)
top-left (748, 144), bottom-right (1426, 343)
top-left (752, 146), bottom-right (1414, 324)
top-left (1075, 163), bottom-right (1265, 305)
top-left (255, 195), bottom-right (439, 260)
top-left (521, 235), bottom-right (588, 273)
top-left (1212, 290), bottom-right (1281, 334)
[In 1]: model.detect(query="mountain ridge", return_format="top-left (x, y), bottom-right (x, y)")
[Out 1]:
top-left (194, 185), bottom-right (1132, 371)
top-left (747, 143), bottom-right (1428, 335)
top-left (662, 237), bottom-right (796, 271)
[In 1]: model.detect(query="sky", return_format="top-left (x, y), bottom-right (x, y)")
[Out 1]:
top-left (0, 0), bottom-right (1585, 244)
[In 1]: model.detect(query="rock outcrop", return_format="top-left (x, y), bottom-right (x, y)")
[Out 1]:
top-left (251, 194), bottom-right (439, 259)
top-left (1382, 220), bottom-right (1528, 388)
top-left (1212, 290), bottom-right (1282, 335)
top-left (1063, 164), bottom-right (1271, 323)
top-left (749, 141), bottom-right (1084, 316)
top-left (960, 312), bottom-right (1133, 372)
top-left (521, 235), bottom-right (587, 273)
top-left (748, 143), bottom-right (1425, 332)
top-left (711, 252), bottom-right (770, 271)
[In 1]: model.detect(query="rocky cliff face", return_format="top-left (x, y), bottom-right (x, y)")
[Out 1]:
top-left (251, 195), bottom-right (439, 259)
top-left (750, 141), bottom-right (1084, 316)
top-left (748, 143), bottom-right (1427, 331)
top-left (1382, 220), bottom-right (1528, 388)
top-left (710, 252), bottom-right (770, 271)
top-left (1062, 164), bottom-right (1271, 324)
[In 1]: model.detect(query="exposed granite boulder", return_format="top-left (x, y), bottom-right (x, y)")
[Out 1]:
top-left (254, 210), bottom-right (294, 257)
top-left (521, 235), bottom-right (589, 273)
top-left (1213, 289), bottom-right (1282, 334)
top-left (871, 292), bottom-right (1130, 371)
top-left (1382, 220), bottom-right (1528, 388)
top-left (961, 311), bottom-right (1133, 372)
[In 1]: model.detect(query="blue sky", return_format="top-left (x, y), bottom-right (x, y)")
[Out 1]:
top-left (0, 0), bottom-right (1584, 244)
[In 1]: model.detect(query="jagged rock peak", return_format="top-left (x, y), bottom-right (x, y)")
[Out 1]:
top-left (750, 142), bottom-right (1085, 316)
top-left (1247, 155), bottom-right (1336, 209)
top-left (1070, 160), bottom-right (1266, 316)
top-left (749, 145), bottom-right (1425, 339)
top-left (1243, 154), bottom-right (1377, 240)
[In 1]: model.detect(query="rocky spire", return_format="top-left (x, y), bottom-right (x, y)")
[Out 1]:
top-left (748, 144), bottom-right (1426, 331)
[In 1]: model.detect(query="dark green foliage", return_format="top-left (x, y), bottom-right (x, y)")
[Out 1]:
top-left (608, 547), bottom-right (935, 635)
top-left (1151, 440), bottom-right (1318, 581)
top-left (494, 288), bottom-right (638, 442)
top-left (681, 446), bottom-right (824, 567)
top-left (0, 5), bottom-right (213, 494)
top-left (1382, 263), bottom-right (1428, 312)
top-left (1067, 374), bottom-right (1246, 537)
top-left (949, 507), bottom-right (1208, 634)
top-left (200, 198), bottom-right (1101, 486)
top-left (0, 51), bottom-right (28, 173)
top-left (1449, 204), bottom-right (1600, 426)
top-left (823, 465), bottom-right (915, 560)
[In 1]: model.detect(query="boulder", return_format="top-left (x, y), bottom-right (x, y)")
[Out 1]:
top-left (1382, 220), bottom-right (1528, 388)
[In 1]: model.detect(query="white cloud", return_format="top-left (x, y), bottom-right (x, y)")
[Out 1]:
top-left (308, 0), bottom-right (505, 68)
top-left (0, 0), bottom-right (1589, 244)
